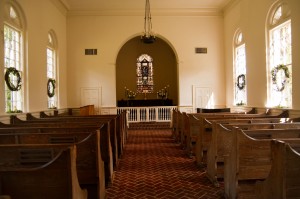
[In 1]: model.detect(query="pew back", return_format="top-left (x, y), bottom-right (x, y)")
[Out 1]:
top-left (0, 126), bottom-right (108, 198)
top-left (0, 144), bottom-right (87, 199)
top-left (224, 127), bottom-right (300, 199)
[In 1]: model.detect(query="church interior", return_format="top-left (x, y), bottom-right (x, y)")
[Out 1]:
top-left (0, 0), bottom-right (300, 198)
top-left (0, 0), bottom-right (299, 115)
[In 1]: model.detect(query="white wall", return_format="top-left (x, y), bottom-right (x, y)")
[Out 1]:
top-left (67, 14), bottom-right (226, 108)
top-left (224, 0), bottom-right (300, 109)
top-left (0, 0), bottom-right (68, 114)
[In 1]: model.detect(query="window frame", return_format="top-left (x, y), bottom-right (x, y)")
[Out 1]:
top-left (233, 29), bottom-right (247, 106)
top-left (266, 2), bottom-right (292, 108)
top-left (46, 30), bottom-right (58, 109)
top-left (3, 2), bottom-right (26, 113)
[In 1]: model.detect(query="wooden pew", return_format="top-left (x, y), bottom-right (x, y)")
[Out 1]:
top-left (9, 115), bottom-right (119, 179)
top-left (175, 111), bottom-right (184, 145)
top-left (172, 110), bottom-right (282, 164)
top-left (0, 144), bottom-right (87, 199)
top-left (39, 110), bottom-right (128, 146)
top-left (222, 122), bottom-right (300, 130)
top-left (223, 127), bottom-right (300, 199)
top-left (175, 109), bottom-right (256, 156)
top-left (191, 109), bottom-right (288, 119)
top-left (29, 112), bottom-right (128, 161)
top-left (80, 105), bottom-right (95, 116)
top-left (181, 112), bottom-right (189, 150)
top-left (207, 123), bottom-right (300, 187)
top-left (0, 121), bottom-right (115, 190)
top-left (255, 139), bottom-right (300, 199)
top-left (193, 111), bottom-right (290, 166)
top-left (0, 129), bottom-right (107, 199)
top-left (171, 109), bottom-right (178, 140)
top-left (184, 114), bottom-right (200, 157)
top-left (45, 111), bottom-right (128, 161)
top-left (0, 121), bottom-right (116, 186)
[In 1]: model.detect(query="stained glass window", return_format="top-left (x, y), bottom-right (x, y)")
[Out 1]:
top-left (233, 31), bottom-right (247, 106)
top-left (136, 54), bottom-right (154, 93)
top-left (267, 3), bottom-right (292, 108)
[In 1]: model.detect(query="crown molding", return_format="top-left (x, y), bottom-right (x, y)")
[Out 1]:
top-left (50, 0), bottom-right (69, 16)
top-left (67, 8), bottom-right (224, 17)
top-left (223, 0), bottom-right (241, 14)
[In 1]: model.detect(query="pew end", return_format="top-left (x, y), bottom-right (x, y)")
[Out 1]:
top-left (255, 139), bottom-right (300, 199)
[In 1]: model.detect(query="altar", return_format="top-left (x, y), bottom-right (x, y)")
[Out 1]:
top-left (117, 99), bottom-right (173, 107)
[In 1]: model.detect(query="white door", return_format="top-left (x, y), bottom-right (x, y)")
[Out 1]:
top-left (193, 86), bottom-right (212, 110)
top-left (80, 87), bottom-right (101, 114)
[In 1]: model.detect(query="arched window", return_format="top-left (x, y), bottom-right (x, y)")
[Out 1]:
top-left (136, 54), bottom-right (154, 94)
top-left (233, 30), bottom-right (247, 106)
top-left (3, 2), bottom-right (25, 113)
top-left (47, 30), bottom-right (58, 109)
top-left (267, 2), bottom-right (292, 108)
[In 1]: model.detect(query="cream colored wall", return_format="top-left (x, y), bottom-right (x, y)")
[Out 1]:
top-left (67, 14), bottom-right (226, 108)
top-left (224, 0), bottom-right (300, 109)
top-left (290, 0), bottom-right (300, 109)
top-left (2, 0), bottom-right (299, 115)
top-left (0, 0), bottom-right (68, 114)
top-left (0, 0), bottom-right (5, 114)
top-left (2, 0), bottom-right (299, 114)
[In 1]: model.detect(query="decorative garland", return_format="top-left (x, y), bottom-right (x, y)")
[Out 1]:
top-left (47, 78), bottom-right (56, 98)
top-left (236, 74), bottom-right (246, 90)
top-left (4, 67), bottom-right (22, 91)
top-left (271, 64), bottom-right (290, 92)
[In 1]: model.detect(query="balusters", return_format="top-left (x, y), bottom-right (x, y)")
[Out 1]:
top-left (116, 106), bottom-right (176, 123)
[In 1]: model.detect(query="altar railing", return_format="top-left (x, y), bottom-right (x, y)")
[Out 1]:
top-left (117, 106), bottom-right (177, 123)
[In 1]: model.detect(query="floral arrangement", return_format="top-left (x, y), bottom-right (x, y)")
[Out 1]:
top-left (236, 74), bottom-right (246, 90)
top-left (271, 64), bottom-right (290, 92)
top-left (236, 101), bottom-right (246, 106)
top-left (124, 87), bottom-right (136, 99)
top-left (47, 78), bottom-right (56, 98)
top-left (157, 85), bottom-right (169, 99)
top-left (5, 67), bottom-right (22, 91)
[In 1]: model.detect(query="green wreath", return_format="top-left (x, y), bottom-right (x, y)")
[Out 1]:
top-left (47, 78), bottom-right (56, 98)
top-left (4, 67), bottom-right (22, 91)
top-left (236, 74), bottom-right (246, 90)
top-left (271, 64), bottom-right (290, 92)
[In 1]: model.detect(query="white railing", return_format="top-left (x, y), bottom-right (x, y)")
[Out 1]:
top-left (117, 106), bottom-right (177, 123)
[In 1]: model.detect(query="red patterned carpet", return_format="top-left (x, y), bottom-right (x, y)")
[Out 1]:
top-left (106, 129), bottom-right (225, 199)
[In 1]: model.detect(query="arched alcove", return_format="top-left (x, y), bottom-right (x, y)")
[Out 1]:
top-left (116, 36), bottom-right (178, 106)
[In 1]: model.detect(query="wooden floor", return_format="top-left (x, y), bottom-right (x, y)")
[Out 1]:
top-left (106, 128), bottom-right (225, 199)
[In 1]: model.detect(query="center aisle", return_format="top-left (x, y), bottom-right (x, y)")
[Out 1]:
top-left (106, 129), bottom-right (224, 199)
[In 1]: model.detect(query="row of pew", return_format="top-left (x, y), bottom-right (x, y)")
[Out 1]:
top-left (0, 109), bottom-right (127, 199)
top-left (172, 108), bottom-right (300, 199)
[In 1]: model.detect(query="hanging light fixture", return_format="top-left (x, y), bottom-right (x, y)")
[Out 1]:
top-left (141, 0), bottom-right (155, 44)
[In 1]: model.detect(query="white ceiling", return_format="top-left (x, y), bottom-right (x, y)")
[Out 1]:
top-left (60, 0), bottom-right (234, 15)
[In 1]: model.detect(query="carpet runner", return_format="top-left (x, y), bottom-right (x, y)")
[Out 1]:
top-left (106, 129), bottom-right (224, 198)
